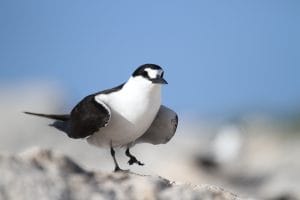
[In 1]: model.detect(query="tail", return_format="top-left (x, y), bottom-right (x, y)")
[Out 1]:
top-left (24, 111), bottom-right (70, 121)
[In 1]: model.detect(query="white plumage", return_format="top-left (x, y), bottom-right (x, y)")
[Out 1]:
top-left (89, 76), bottom-right (162, 147)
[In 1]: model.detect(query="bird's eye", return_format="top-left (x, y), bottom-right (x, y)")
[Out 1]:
top-left (161, 72), bottom-right (164, 77)
top-left (142, 71), bottom-right (148, 77)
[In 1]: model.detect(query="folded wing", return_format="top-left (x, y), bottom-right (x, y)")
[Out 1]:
top-left (67, 94), bottom-right (111, 139)
top-left (135, 105), bottom-right (178, 145)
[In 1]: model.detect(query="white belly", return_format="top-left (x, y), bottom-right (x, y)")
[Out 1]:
top-left (86, 85), bottom-right (161, 148)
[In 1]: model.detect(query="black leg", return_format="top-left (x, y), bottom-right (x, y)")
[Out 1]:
top-left (110, 145), bottom-right (122, 172)
top-left (125, 147), bottom-right (144, 166)
top-left (110, 142), bottom-right (129, 172)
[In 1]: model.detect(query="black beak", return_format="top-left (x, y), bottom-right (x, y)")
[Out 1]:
top-left (152, 77), bottom-right (168, 84)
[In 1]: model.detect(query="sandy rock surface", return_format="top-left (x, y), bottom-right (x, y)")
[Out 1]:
top-left (0, 148), bottom-right (244, 200)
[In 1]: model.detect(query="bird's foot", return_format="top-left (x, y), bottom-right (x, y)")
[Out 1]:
top-left (128, 156), bottom-right (144, 166)
top-left (125, 148), bottom-right (145, 166)
top-left (114, 166), bottom-right (130, 173)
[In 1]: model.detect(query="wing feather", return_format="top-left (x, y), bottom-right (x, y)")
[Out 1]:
top-left (135, 105), bottom-right (178, 145)
top-left (67, 95), bottom-right (111, 139)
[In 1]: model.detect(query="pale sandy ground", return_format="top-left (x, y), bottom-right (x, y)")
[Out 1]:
top-left (1, 83), bottom-right (300, 199)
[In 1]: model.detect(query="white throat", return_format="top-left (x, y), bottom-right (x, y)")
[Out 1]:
top-left (119, 76), bottom-right (162, 115)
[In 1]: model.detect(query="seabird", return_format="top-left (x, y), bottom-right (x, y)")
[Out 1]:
top-left (25, 64), bottom-right (178, 172)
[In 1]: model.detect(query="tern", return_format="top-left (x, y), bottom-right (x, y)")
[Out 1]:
top-left (25, 64), bottom-right (178, 172)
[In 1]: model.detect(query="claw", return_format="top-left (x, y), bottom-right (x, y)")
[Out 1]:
top-left (128, 157), bottom-right (144, 166)
top-left (125, 148), bottom-right (145, 166)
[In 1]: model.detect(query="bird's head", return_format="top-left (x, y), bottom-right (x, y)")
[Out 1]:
top-left (131, 64), bottom-right (168, 85)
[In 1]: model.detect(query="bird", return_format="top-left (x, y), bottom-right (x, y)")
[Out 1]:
top-left (24, 64), bottom-right (178, 172)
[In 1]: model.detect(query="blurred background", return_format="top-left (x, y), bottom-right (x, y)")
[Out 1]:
top-left (0, 0), bottom-right (299, 199)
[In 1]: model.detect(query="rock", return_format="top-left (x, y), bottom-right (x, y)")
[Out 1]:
top-left (0, 147), bottom-right (245, 200)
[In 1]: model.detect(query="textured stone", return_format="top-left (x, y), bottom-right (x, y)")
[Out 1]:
top-left (0, 148), bottom-right (245, 200)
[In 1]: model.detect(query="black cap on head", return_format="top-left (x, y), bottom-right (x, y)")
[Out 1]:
top-left (132, 64), bottom-right (167, 84)
top-left (132, 64), bottom-right (162, 77)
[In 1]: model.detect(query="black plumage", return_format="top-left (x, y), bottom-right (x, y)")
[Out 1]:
top-left (24, 83), bottom-right (125, 139)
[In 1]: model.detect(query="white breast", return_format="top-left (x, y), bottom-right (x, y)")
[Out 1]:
top-left (87, 77), bottom-right (162, 148)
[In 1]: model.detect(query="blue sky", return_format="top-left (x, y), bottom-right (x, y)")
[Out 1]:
top-left (0, 0), bottom-right (299, 117)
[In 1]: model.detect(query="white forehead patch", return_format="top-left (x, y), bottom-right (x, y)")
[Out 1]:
top-left (145, 68), bottom-right (163, 79)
